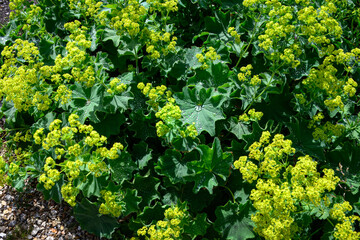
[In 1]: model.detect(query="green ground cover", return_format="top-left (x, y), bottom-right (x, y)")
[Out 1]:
top-left (1, 0), bottom-right (360, 239)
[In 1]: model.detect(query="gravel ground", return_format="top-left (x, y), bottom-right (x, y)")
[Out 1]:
top-left (0, 0), bottom-right (10, 27)
top-left (0, 2), bottom-right (103, 240)
top-left (0, 182), bottom-right (101, 240)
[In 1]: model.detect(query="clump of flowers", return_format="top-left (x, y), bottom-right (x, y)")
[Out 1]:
top-left (107, 78), bottom-right (128, 95)
top-left (110, 0), bottom-right (147, 37)
top-left (227, 27), bottom-right (241, 43)
top-left (330, 202), bottom-right (360, 239)
top-left (68, 0), bottom-right (103, 18)
top-left (138, 82), bottom-right (197, 139)
top-left (0, 39), bottom-right (41, 111)
top-left (239, 108), bottom-right (263, 123)
top-left (307, 112), bottom-right (345, 143)
top-left (137, 205), bottom-right (186, 240)
top-left (237, 64), bottom-right (263, 86)
top-left (234, 131), bottom-right (343, 239)
top-left (33, 114), bottom-right (125, 207)
top-left (99, 190), bottom-right (124, 218)
top-left (196, 47), bottom-right (221, 69)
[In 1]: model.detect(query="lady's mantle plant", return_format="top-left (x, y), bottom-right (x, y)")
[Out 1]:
top-left (0, 0), bottom-right (360, 239)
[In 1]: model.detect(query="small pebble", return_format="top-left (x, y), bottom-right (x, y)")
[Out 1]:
top-left (8, 220), bottom-right (16, 227)
top-left (31, 226), bottom-right (40, 236)
top-left (0, 182), bottom-right (101, 240)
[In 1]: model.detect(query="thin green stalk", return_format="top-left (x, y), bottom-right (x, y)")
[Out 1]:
top-left (235, 13), bottom-right (262, 69)
top-left (234, 36), bottom-right (254, 69)
top-left (135, 51), bottom-right (139, 75)
top-left (244, 60), bottom-right (282, 113)
top-left (223, 185), bottom-right (235, 203)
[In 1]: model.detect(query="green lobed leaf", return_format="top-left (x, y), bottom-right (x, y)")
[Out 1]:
top-left (103, 28), bottom-right (121, 47)
top-left (188, 62), bottom-right (231, 88)
top-left (73, 198), bottom-right (119, 239)
top-left (92, 112), bottom-right (125, 138)
top-left (184, 213), bottom-right (210, 238)
top-left (123, 188), bottom-right (142, 216)
top-left (326, 142), bottom-right (360, 195)
top-left (286, 117), bottom-right (326, 161)
top-left (129, 111), bottom-right (156, 140)
top-left (187, 138), bottom-right (233, 194)
top-left (123, 174), bottom-right (161, 209)
top-left (132, 141), bottom-right (153, 170)
top-left (109, 151), bottom-right (137, 185)
top-left (226, 116), bottom-right (251, 140)
top-left (70, 83), bottom-right (104, 123)
top-left (128, 201), bottom-right (166, 231)
top-left (76, 175), bottom-right (108, 198)
top-left (214, 201), bottom-right (255, 240)
top-left (155, 149), bottom-right (191, 184)
top-left (174, 86), bottom-right (227, 136)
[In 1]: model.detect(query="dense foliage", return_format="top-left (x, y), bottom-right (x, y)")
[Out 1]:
top-left (0, 0), bottom-right (360, 239)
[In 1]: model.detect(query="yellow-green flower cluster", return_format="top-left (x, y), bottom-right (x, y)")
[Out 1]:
top-left (324, 96), bottom-right (344, 111)
top-left (99, 190), bottom-right (123, 218)
top-left (33, 114), bottom-right (125, 191)
top-left (61, 182), bottom-right (79, 207)
top-left (143, 29), bottom-right (178, 59)
top-left (39, 157), bottom-right (61, 190)
top-left (156, 121), bottom-right (171, 137)
top-left (196, 47), bottom-right (221, 69)
top-left (72, 66), bottom-right (96, 88)
top-left (234, 132), bottom-right (293, 181)
top-left (297, 3), bottom-right (342, 51)
top-left (303, 48), bottom-right (360, 99)
top-left (138, 82), bottom-right (198, 139)
top-left (12, 130), bottom-right (32, 143)
top-left (180, 123), bottom-right (198, 139)
top-left (22, 5), bottom-right (43, 30)
top-left (295, 93), bottom-right (306, 104)
top-left (96, 142), bottom-right (125, 160)
top-left (343, 78), bottom-right (358, 97)
top-left (155, 101), bottom-right (182, 122)
top-left (8, 162), bottom-right (19, 175)
top-left (280, 48), bottom-right (301, 68)
top-left (0, 156), bottom-right (6, 186)
top-left (88, 161), bottom-right (108, 177)
top-left (239, 108), bottom-right (263, 123)
top-left (235, 131), bottom-right (341, 239)
top-left (85, 130), bottom-right (107, 147)
top-left (227, 27), bottom-right (241, 44)
top-left (258, 4), bottom-right (295, 51)
top-left (250, 179), bottom-right (297, 239)
top-left (138, 82), bottom-right (169, 110)
top-left (137, 206), bottom-right (186, 240)
top-left (8, 0), bottom-right (26, 19)
top-left (307, 112), bottom-right (325, 128)
top-left (107, 78), bottom-right (128, 95)
top-left (32, 92), bottom-right (52, 111)
top-left (54, 85), bottom-right (73, 105)
top-left (64, 159), bottom-right (84, 181)
top-left (68, 0), bottom-right (103, 18)
top-left (46, 21), bottom-right (94, 88)
top-left (110, 0), bottom-right (147, 37)
top-left (147, 0), bottom-right (178, 13)
top-left (0, 39), bottom-right (45, 111)
top-left (330, 202), bottom-right (360, 239)
top-left (311, 122), bottom-right (345, 143)
top-left (238, 65), bottom-right (252, 80)
top-left (242, 0), bottom-right (261, 8)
